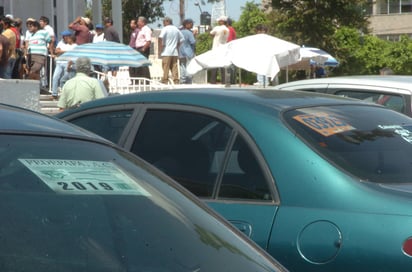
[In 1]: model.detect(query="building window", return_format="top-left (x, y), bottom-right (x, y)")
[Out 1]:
top-left (377, 0), bottom-right (412, 14)
top-left (401, 0), bottom-right (412, 12)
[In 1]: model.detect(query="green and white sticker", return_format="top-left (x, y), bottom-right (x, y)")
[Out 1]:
top-left (378, 125), bottom-right (412, 143)
top-left (19, 159), bottom-right (151, 196)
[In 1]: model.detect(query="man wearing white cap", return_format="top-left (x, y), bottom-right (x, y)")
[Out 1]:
top-left (209, 15), bottom-right (229, 84)
top-left (51, 30), bottom-right (77, 99)
top-left (69, 16), bottom-right (91, 45)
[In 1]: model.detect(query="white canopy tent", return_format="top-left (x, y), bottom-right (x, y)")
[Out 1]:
top-left (187, 34), bottom-right (301, 82)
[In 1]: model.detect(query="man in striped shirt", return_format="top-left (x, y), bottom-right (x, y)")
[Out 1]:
top-left (27, 20), bottom-right (53, 80)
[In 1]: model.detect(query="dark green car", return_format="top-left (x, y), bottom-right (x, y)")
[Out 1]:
top-left (57, 88), bottom-right (412, 271)
top-left (0, 103), bottom-right (286, 272)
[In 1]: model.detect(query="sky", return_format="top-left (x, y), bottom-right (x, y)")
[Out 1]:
top-left (150, 0), bottom-right (251, 28)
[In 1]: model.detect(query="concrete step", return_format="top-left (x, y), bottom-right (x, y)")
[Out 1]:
top-left (40, 94), bottom-right (59, 115)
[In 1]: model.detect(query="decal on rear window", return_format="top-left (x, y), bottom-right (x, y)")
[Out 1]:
top-left (293, 112), bottom-right (355, 136)
top-left (378, 125), bottom-right (412, 143)
top-left (19, 159), bottom-right (151, 196)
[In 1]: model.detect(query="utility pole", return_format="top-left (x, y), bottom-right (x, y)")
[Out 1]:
top-left (179, 0), bottom-right (185, 25)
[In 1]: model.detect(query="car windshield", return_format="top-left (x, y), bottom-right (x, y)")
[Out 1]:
top-left (284, 105), bottom-right (412, 184)
top-left (0, 135), bottom-right (279, 271)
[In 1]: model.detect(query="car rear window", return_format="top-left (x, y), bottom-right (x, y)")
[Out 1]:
top-left (0, 135), bottom-right (281, 271)
top-left (283, 105), bottom-right (412, 184)
top-left (334, 90), bottom-right (405, 113)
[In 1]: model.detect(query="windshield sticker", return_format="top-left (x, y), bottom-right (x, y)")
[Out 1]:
top-left (293, 112), bottom-right (355, 136)
top-left (19, 159), bottom-right (151, 196)
top-left (378, 125), bottom-right (412, 143)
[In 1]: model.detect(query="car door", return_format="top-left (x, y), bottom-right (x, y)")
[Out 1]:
top-left (125, 105), bottom-right (279, 250)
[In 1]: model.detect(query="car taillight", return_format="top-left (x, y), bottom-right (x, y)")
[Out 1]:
top-left (402, 237), bottom-right (412, 256)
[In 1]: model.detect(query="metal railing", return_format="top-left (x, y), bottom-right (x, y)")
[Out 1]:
top-left (94, 69), bottom-right (174, 95)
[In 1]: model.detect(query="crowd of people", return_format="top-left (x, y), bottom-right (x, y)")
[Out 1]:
top-left (0, 13), bottom-right (239, 110)
top-left (0, 14), bottom-right (131, 105)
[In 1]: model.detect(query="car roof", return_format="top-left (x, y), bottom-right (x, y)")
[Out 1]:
top-left (0, 103), bottom-right (109, 141)
top-left (275, 75), bottom-right (412, 92)
top-left (56, 88), bottom-right (376, 117)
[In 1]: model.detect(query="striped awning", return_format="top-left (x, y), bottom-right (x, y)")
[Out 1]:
top-left (57, 41), bottom-right (151, 67)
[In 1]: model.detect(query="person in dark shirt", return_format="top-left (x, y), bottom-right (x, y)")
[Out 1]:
top-left (102, 17), bottom-right (120, 76)
top-left (103, 17), bottom-right (120, 43)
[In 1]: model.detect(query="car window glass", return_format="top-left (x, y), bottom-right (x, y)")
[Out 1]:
top-left (284, 105), bottom-right (412, 184)
top-left (68, 110), bottom-right (133, 143)
top-left (219, 136), bottom-right (273, 201)
top-left (0, 135), bottom-right (284, 271)
top-left (132, 110), bottom-right (232, 198)
top-left (335, 90), bottom-right (405, 113)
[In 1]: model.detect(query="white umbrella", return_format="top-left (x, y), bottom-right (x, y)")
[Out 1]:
top-left (186, 45), bottom-right (232, 75)
top-left (187, 34), bottom-right (301, 79)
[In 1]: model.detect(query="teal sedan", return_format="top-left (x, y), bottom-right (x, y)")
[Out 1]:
top-left (57, 88), bottom-right (412, 271)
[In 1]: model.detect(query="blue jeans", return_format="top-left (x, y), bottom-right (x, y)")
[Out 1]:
top-left (0, 65), bottom-right (7, 78)
top-left (52, 62), bottom-right (67, 96)
top-left (4, 58), bottom-right (16, 79)
top-left (179, 57), bottom-right (192, 84)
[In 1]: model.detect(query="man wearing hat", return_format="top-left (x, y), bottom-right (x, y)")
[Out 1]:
top-left (69, 16), bottom-right (91, 45)
top-left (209, 15), bottom-right (229, 84)
top-left (22, 18), bottom-right (36, 77)
top-left (93, 24), bottom-right (105, 43)
top-left (179, 18), bottom-right (196, 84)
top-left (51, 30), bottom-right (77, 99)
top-left (24, 18), bottom-right (36, 46)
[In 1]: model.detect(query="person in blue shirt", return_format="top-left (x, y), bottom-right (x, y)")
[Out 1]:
top-left (178, 18), bottom-right (196, 84)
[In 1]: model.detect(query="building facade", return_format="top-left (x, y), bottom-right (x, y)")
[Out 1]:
top-left (0, 0), bottom-right (123, 42)
top-left (367, 0), bottom-right (412, 40)
top-left (0, 0), bottom-right (86, 36)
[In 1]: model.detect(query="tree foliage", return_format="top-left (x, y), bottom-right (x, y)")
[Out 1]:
top-left (99, 0), bottom-right (169, 42)
top-left (271, 0), bottom-right (370, 51)
top-left (195, 32), bottom-right (213, 55)
top-left (233, 2), bottom-right (269, 38)
top-left (329, 27), bottom-right (412, 76)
